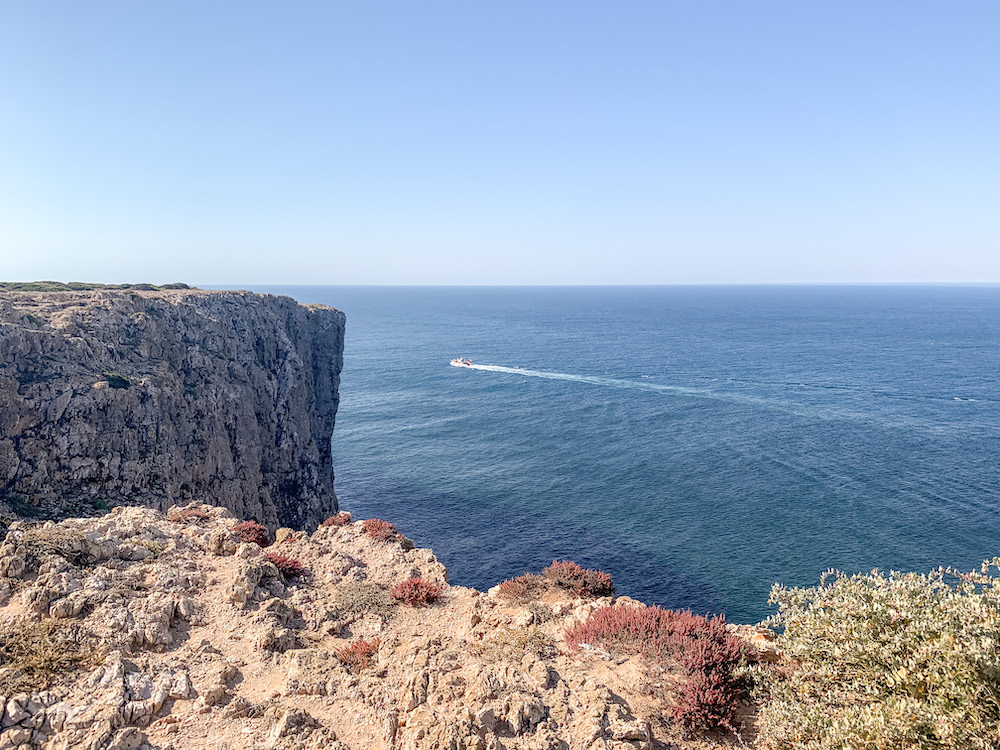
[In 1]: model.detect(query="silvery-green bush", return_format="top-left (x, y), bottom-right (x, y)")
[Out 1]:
top-left (756, 558), bottom-right (1000, 749)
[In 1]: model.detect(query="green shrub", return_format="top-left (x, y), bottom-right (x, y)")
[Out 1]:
top-left (756, 559), bottom-right (1000, 750)
top-left (101, 371), bottom-right (131, 389)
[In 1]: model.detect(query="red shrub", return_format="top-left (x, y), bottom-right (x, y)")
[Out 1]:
top-left (496, 573), bottom-right (543, 600)
top-left (320, 512), bottom-right (352, 528)
top-left (542, 560), bottom-right (615, 597)
top-left (232, 521), bottom-right (270, 546)
top-left (566, 604), bottom-right (745, 732)
top-left (362, 518), bottom-right (399, 542)
top-left (336, 637), bottom-right (380, 669)
top-left (391, 576), bottom-right (442, 605)
top-left (265, 551), bottom-right (306, 579)
top-left (672, 667), bottom-right (742, 732)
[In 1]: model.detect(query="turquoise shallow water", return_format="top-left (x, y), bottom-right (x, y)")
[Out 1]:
top-left (239, 285), bottom-right (998, 624)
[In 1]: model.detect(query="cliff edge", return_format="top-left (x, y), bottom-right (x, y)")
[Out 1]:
top-left (0, 505), bottom-right (771, 750)
top-left (0, 287), bottom-right (345, 529)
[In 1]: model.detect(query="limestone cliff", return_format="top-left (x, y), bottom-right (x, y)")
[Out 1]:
top-left (0, 287), bottom-right (344, 529)
top-left (0, 505), bottom-right (771, 750)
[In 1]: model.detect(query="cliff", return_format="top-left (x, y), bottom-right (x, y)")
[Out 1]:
top-left (0, 287), bottom-right (345, 530)
top-left (0, 505), bottom-right (771, 750)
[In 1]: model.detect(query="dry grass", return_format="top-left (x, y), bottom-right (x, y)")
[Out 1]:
top-left (0, 618), bottom-right (103, 693)
top-left (471, 626), bottom-right (556, 660)
top-left (333, 582), bottom-right (397, 621)
top-left (17, 526), bottom-right (92, 570)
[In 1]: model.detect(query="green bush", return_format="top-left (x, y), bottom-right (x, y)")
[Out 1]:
top-left (101, 371), bottom-right (131, 389)
top-left (756, 558), bottom-right (1000, 750)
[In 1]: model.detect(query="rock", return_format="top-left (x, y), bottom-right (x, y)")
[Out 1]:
top-left (0, 288), bottom-right (344, 529)
top-left (167, 672), bottom-right (192, 700)
top-left (0, 503), bottom-right (712, 750)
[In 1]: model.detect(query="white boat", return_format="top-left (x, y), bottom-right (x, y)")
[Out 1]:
top-left (450, 358), bottom-right (473, 367)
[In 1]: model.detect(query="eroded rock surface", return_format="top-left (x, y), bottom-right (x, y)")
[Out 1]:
top-left (0, 289), bottom-right (344, 529)
top-left (0, 505), bottom-right (763, 750)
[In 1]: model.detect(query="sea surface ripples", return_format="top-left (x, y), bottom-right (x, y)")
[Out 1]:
top-left (245, 285), bottom-right (998, 623)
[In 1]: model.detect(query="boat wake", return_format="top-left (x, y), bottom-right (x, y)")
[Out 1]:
top-left (462, 363), bottom-right (710, 398)
top-left (457, 363), bottom-right (992, 409)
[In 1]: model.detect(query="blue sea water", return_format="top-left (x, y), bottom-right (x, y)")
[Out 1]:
top-left (245, 285), bottom-right (998, 624)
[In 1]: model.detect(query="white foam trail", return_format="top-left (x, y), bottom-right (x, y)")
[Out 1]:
top-left (459, 364), bottom-right (991, 413)
top-left (464, 364), bottom-right (710, 398)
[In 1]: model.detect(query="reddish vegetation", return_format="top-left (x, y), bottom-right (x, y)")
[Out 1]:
top-left (496, 573), bottom-right (541, 600)
top-left (336, 637), bottom-right (380, 669)
top-left (496, 560), bottom-right (614, 601)
top-left (391, 576), bottom-right (442, 605)
top-left (542, 560), bottom-right (615, 597)
top-left (320, 512), bottom-right (352, 528)
top-left (232, 521), bottom-right (270, 547)
top-left (565, 605), bottom-right (745, 731)
top-left (265, 552), bottom-right (306, 579)
top-left (167, 507), bottom-right (211, 524)
top-left (362, 518), bottom-right (399, 542)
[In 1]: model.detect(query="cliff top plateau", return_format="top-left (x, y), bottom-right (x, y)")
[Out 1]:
top-left (0, 285), bottom-right (345, 530)
top-left (0, 503), bottom-right (777, 750)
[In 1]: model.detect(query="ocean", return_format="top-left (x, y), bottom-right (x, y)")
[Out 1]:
top-left (240, 285), bottom-right (998, 624)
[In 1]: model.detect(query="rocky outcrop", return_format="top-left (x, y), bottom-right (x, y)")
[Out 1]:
top-left (0, 506), bottom-right (767, 750)
top-left (0, 288), bottom-right (344, 529)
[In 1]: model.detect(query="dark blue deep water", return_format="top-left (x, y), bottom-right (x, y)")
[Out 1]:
top-left (245, 285), bottom-right (998, 624)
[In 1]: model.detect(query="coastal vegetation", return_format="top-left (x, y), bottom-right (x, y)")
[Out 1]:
top-left (754, 559), bottom-right (1000, 749)
top-left (566, 604), bottom-right (747, 732)
top-left (232, 520), bottom-right (270, 546)
top-left (497, 559), bottom-right (615, 601)
top-left (0, 504), bottom-right (996, 747)
top-left (265, 551), bottom-right (306, 579)
top-left (390, 576), bottom-right (443, 605)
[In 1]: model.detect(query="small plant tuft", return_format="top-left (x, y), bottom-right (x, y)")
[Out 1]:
top-left (320, 512), bottom-right (352, 528)
top-left (101, 371), bottom-right (131, 389)
top-left (496, 573), bottom-right (545, 601)
top-left (232, 520), bottom-right (270, 547)
top-left (265, 552), bottom-right (306, 579)
top-left (336, 637), bottom-right (380, 669)
top-left (390, 576), bottom-right (442, 605)
top-left (542, 560), bottom-right (615, 597)
top-left (362, 518), bottom-right (399, 542)
top-left (333, 582), bottom-right (397, 621)
top-left (496, 560), bottom-right (615, 602)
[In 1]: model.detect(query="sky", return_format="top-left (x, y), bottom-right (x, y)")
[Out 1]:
top-left (1, 1), bottom-right (997, 285)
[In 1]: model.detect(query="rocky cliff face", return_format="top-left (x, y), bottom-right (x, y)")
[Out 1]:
top-left (0, 289), bottom-right (344, 529)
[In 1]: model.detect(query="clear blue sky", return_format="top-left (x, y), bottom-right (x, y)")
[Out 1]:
top-left (1, 1), bottom-right (997, 284)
